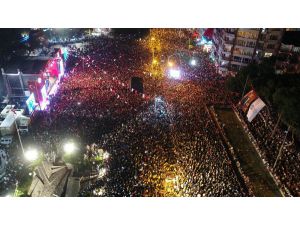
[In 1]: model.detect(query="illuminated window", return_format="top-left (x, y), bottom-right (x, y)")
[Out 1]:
top-left (264, 52), bottom-right (273, 57)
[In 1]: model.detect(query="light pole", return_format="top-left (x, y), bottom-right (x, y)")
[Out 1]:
top-left (24, 148), bottom-right (39, 162)
top-left (63, 141), bottom-right (77, 155)
top-left (13, 113), bottom-right (24, 155)
top-left (273, 126), bottom-right (290, 169)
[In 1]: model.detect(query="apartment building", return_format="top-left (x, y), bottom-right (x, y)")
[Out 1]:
top-left (212, 28), bottom-right (284, 75)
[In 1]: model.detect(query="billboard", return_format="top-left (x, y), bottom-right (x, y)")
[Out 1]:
top-left (40, 85), bottom-right (48, 110)
top-left (247, 98), bottom-right (266, 122)
top-left (26, 93), bottom-right (37, 114)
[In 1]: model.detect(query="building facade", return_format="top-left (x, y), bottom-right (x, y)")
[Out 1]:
top-left (212, 28), bottom-right (285, 75)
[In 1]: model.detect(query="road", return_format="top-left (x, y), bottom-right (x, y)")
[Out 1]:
top-left (215, 108), bottom-right (282, 197)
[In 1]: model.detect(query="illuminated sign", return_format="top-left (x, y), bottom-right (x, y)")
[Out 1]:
top-left (40, 85), bottom-right (48, 110)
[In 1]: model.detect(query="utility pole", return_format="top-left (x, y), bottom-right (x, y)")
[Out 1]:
top-left (273, 125), bottom-right (290, 169)
top-left (13, 113), bottom-right (24, 155)
top-left (271, 113), bottom-right (282, 138)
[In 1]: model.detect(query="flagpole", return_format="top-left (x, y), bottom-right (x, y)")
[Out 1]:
top-left (273, 125), bottom-right (290, 169)
top-left (241, 74), bottom-right (250, 101)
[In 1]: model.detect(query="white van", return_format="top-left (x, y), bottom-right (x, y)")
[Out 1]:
top-left (0, 136), bottom-right (13, 145)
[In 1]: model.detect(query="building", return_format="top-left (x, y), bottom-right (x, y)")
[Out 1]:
top-left (1, 47), bottom-right (66, 115)
top-left (28, 161), bottom-right (74, 197)
top-left (0, 105), bottom-right (26, 136)
top-left (212, 28), bottom-right (285, 75)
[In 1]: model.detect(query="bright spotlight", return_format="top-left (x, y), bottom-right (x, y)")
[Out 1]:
top-left (168, 61), bottom-right (174, 67)
top-left (24, 149), bottom-right (39, 161)
top-left (63, 142), bottom-right (76, 154)
top-left (169, 69), bottom-right (181, 79)
top-left (190, 59), bottom-right (197, 66)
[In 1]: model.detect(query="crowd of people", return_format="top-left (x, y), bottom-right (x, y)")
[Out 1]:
top-left (237, 106), bottom-right (300, 196)
top-left (5, 29), bottom-right (298, 197)
top-left (78, 29), bottom-right (247, 196)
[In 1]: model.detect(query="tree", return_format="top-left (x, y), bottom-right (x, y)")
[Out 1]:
top-left (226, 56), bottom-right (300, 135)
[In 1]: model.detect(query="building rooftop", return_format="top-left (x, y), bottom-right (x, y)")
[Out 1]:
top-left (2, 56), bottom-right (49, 74)
top-left (28, 161), bottom-right (73, 197)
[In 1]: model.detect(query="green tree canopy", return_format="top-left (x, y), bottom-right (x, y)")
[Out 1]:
top-left (226, 57), bottom-right (300, 134)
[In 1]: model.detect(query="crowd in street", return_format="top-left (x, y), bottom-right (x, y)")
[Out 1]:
top-left (239, 107), bottom-right (300, 196)
top-left (78, 30), bottom-right (247, 196)
top-left (6, 29), bottom-right (298, 197)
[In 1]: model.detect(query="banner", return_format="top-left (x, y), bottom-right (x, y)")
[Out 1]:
top-left (247, 98), bottom-right (266, 122)
top-left (239, 90), bottom-right (258, 113)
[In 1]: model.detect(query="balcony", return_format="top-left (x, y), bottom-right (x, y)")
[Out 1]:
top-left (231, 60), bottom-right (248, 67)
top-left (233, 51), bottom-right (253, 58)
top-left (223, 28), bottom-right (236, 34)
top-left (221, 55), bottom-right (231, 61)
top-left (237, 30), bottom-right (259, 40)
top-left (221, 45), bottom-right (232, 53)
top-left (223, 38), bottom-right (234, 45)
top-left (235, 41), bottom-right (256, 49)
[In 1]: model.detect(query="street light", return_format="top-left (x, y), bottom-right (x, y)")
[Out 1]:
top-left (168, 61), bottom-right (174, 67)
top-left (24, 148), bottom-right (39, 161)
top-left (169, 69), bottom-right (181, 80)
top-left (190, 59), bottom-right (197, 66)
top-left (63, 142), bottom-right (76, 154)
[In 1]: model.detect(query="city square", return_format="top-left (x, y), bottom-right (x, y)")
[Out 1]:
top-left (0, 28), bottom-right (299, 198)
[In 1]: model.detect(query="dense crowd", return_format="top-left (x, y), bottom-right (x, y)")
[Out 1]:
top-left (238, 107), bottom-right (300, 196)
top-left (7, 29), bottom-right (297, 197)
top-left (77, 30), bottom-right (247, 196)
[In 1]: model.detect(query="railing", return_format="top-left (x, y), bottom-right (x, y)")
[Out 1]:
top-left (223, 38), bottom-right (234, 45)
top-left (221, 55), bottom-right (231, 61)
top-left (233, 51), bottom-right (253, 57)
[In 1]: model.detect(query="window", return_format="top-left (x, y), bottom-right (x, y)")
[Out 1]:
top-left (237, 31), bottom-right (258, 39)
top-left (264, 52), bottom-right (273, 57)
top-left (243, 58), bottom-right (251, 63)
top-left (246, 41), bottom-right (255, 48)
top-left (267, 44), bottom-right (275, 49)
top-left (233, 56), bottom-right (242, 62)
